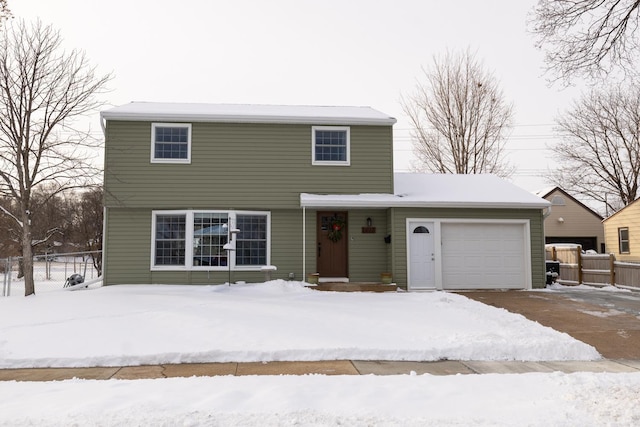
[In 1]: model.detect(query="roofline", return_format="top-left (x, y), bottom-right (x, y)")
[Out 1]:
top-left (543, 187), bottom-right (604, 220)
top-left (603, 196), bottom-right (640, 222)
top-left (100, 111), bottom-right (397, 126)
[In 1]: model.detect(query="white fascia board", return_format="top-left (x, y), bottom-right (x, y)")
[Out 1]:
top-left (100, 111), bottom-right (397, 126)
top-left (300, 194), bottom-right (550, 209)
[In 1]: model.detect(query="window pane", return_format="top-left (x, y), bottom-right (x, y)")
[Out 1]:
top-left (193, 213), bottom-right (229, 266)
top-left (619, 228), bottom-right (630, 253)
top-left (155, 214), bottom-right (186, 265)
top-left (236, 215), bottom-right (267, 266)
top-left (154, 126), bottom-right (189, 159)
top-left (315, 130), bottom-right (347, 162)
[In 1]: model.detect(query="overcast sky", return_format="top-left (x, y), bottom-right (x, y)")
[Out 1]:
top-left (13, 0), bottom-right (586, 192)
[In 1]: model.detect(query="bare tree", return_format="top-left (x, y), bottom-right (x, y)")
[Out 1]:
top-left (0, 20), bottom-right (110, 296)
top-left (0, 1), bottom-right (9, 25)
top-left (530, 0), bottom-right (640, 83)
top-left (401, 50), bottom-right (514, 177)
top-left (550, 84), bottom-right (640, 214)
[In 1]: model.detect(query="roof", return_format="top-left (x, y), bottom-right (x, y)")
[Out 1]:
top-left (536, 186), bottom-right (603, 221)
top-left (301, 173), bottom-right (551, 209)
top-left (603, 196), bottom-right (640, 222)
top-left (100, 102), bottom-right (397, 126)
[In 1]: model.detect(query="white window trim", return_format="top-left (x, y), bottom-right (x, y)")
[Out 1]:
top-left (151, 123), bottom-right (192, 164)
top-left (311, 126), bottom-right (350, 166)
top-left (151, 210), bottom-right (271, 271)
top-left (619, 227), bottom-right (630, 254)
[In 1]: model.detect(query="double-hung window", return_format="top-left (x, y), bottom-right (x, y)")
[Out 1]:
top-left (151, 123), bottom-right (191, 163)
top-left (618, 227), bottom-right (630, 254)
top-left (154, 214), bottom-right (187, 266)
top-left (312, 126), bottom-right (350, 165)
top-left (152, 210), bottom-right (270, 270)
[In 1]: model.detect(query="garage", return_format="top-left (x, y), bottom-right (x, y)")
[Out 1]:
top-left (407, 219), bottom-right (532, 291)
top-left (440, 222), bottom-right (530, 290)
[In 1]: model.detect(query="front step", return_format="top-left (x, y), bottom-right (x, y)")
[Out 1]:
top-left (309, 282), bottom-right (397, 292)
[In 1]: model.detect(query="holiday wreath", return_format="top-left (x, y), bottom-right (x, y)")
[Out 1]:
top-left (327, 217), bottom-right (345, 242)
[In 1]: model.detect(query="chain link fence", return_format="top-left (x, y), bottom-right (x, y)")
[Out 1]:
top-left (1, 251), bottom-right (102, 297)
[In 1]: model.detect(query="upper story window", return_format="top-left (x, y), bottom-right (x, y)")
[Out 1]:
top-left (550, 195), bottom-right (565, 206)
top-left (151, 123), bottom-right (192, 163)
top-left (312, 126), bottom-right (350, 166)
top-left (618, 227), bottom-right (630, 254)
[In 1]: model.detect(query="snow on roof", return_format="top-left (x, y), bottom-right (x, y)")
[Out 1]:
top-left (534, 186), bottom-right (558, 198)
top-left (100, 102), bottom-right (397, 126)
top-left (301, 173), bottom-right (551, 209)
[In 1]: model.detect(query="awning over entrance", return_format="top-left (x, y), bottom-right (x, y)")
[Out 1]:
top-left (301, 173), bottom-right (550, 210)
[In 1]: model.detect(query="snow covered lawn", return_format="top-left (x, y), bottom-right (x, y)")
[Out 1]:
top-left (1, 281), bottom-right (639, 426)
top-left (0, 280), bottom-right (600, 368)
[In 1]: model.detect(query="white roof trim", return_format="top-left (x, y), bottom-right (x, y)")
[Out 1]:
top-left (101, 102), bottom-right (397, 126)
top-left (300, 193), bottom-right (550, 209)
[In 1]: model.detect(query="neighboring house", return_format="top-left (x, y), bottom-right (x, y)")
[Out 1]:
top-left (603, 197), bottom-right (640, 262)
top-left (535, 187), bottom-right (605, 252)
top-left (100, 102), bottom-right (550, 290)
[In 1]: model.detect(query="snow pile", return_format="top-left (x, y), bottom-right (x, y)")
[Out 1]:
top-left (2, 372), bottom-right (640, 426)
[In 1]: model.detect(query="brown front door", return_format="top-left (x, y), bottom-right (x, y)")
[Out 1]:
top-left (317, 211), bottom-right (348, 278)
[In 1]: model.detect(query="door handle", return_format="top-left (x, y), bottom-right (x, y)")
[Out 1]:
top-left (318, 242), bottom-right (321, 257)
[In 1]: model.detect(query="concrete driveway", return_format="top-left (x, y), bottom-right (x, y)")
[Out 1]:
top-left (459, 288), bottom-right (640, 360)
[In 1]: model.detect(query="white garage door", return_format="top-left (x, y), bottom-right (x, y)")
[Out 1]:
top-left (441, 223), bottom-right (528, 290)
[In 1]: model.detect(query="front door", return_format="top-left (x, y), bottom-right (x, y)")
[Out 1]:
top-left (408, 221), bottom-right (435, 289)
top-left (317, 212), bottom-right (348, 278)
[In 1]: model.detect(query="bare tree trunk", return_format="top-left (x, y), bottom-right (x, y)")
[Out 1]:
top-left (21, 211), bottom-right (35, 296)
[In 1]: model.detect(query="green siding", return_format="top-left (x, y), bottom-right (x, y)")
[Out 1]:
top-left (389, 208), bottom-right (546, 290)
top-left (346, 210), bottom-right (389, 282)
top-left (104, 207), bottom-right (327, 285)
top-left (105, 207), bottom-right (392, 286)
top-left (104, 121), bottom-right (393, 209)
top-left (103, 208), bottom-right (152, 285)
top-left (104, 205), bottom-right (545, 288)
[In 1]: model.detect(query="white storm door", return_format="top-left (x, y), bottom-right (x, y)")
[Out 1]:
top-left (408, 222), bottom-right (435, 290)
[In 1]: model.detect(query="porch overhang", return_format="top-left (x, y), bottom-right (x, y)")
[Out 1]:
top-left (300, 193), bottom-right (551, 210)
top-left (300, 173), bottom-right (551, 210)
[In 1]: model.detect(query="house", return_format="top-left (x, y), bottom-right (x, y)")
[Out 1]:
top-left (603, 197), bottom-right (640, 262)
top-left (100, 102), bottom-right (550, 290)
top-left (535, 187), bottom-right (605, 252)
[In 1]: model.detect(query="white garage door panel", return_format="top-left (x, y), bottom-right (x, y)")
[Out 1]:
top-left (442, 223), bottom-right (526, 290)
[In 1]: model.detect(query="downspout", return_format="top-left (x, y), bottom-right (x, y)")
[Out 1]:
top-left (100, 112), bottom-right (106, 136)
top-left (541, 205), bottom-right (552, 289)
top-left (100, 113), bottom-right (107, 285)
top-left (302, 206), bottom-right (306, 280)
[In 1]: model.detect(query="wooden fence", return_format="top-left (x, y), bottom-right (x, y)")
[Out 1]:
top-left (545, 245), bottom-right (640, 290)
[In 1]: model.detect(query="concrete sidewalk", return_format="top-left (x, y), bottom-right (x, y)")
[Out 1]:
top-left (1, 359), bottom-right (640, 382)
